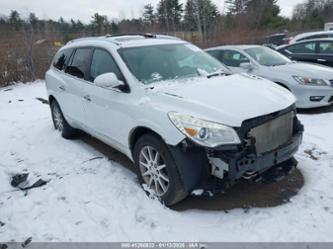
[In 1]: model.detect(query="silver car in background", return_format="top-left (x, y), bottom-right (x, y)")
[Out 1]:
top-left (289, 30), bottom-right (333, 44)
top-left (206, 45), bottom-right (333, 108)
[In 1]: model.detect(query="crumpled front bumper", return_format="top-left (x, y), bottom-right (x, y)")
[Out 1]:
top-left (169, 106), bottom-right (304, 192)
top-left (226, 131), bottom-right (303, 182)
top-left (209, 111), bottom-right (304, 185)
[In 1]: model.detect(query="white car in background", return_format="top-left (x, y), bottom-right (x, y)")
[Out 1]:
top-left (206, 45), bottom-right (333, 108)
top-left (46, 35), bottom-right (303, 205)
top-left (289, 30), bottom-right (333, 44)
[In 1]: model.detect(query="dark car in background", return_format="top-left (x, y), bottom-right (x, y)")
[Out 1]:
top-left (277, 38), bottom-right (333, 68)
top-left (263, 33), bottom-right (288, 48)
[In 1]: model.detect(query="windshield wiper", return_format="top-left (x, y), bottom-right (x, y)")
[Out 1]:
top-left (270, 63), bottom-right (287, 67)
top-left (196, 68), bottom-right (230, 79)
top-left (207, 70), bottom-right (230, 79)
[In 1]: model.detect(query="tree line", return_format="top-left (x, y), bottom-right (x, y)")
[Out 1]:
top-left (0, 0), bottom-right (332, 85)
top-left (1, 0), bottom-right (332, 42)
top-left (292, 0), bottom-right (333, 30)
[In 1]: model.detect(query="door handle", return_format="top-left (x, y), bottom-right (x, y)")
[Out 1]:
top-left (83, 95), bottom-right (91, 102)
top-left (317, 59), bottom-right (327, 62)
top-left (59, 85), bottom-right (66, 91)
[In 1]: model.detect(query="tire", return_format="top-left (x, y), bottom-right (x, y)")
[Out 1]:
top-left (133, 134), bottom-right (188, 206)
top-left (50, 100), bottom-right (76, 139)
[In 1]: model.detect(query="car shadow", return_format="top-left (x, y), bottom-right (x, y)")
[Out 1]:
top-left (298, 105), bottom-right (333, 115)
top-left (173, 168), bottom-right (303, 211)
top-left (79, 132), bottom-right (135, 173)
top-left (79, 132), bottom-right (304, 212)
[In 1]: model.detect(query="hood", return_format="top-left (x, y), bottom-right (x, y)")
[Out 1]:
top-left (147, 74), bottom-right (296, 127)
top-left (275, 62), bottom-right (333, 80)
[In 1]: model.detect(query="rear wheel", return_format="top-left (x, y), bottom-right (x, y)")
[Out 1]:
top-left (133, 134), bottom-right (188, 206)
top-left (50, 100), bottom-right (76, 139)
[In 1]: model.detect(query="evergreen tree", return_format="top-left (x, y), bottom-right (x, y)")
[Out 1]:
top-left (28, 13), bottom-right (38, 27)
top-left (226, 0), bottom-right (286, 28)
top-left (292, 0), bottom-right (333, 29)
top-left (8, 10), bottom-right (22, 30)
top-left (70, 19), bottom-right (84, 33)
top-left (157, 0), bottom-right (183, 31)
top-left (245, 0), bottom-right (281, 27)
top-left (184, 0), bottom-right (219, 40)
top-left (58, 17), bottom-right (70, 33)
top-left (225, 0), bottom-right (249, 15)
top-left (76, 20), bottom-right (84, 31)
top-left (90, 13), bottom-right (110, 34)
top-left (184, 0), bottom-right (197, 30)
top-left (143, 4), bottom-right (156, 26)
top-left (111, 21), bottom-right (119, 34)
top-left (246, 0), bottom-right (280, 17)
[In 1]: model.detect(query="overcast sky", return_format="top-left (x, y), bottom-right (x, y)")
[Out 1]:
top-left (0, 0), bottom-right (305, 23)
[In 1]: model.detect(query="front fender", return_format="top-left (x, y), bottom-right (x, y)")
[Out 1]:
top-left (131, 116), bottom-right (186, 147)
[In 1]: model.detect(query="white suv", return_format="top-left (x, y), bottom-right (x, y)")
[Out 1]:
top-left (45, 34), bottom-right (303, 205)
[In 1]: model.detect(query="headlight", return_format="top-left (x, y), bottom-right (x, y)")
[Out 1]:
top-left (293, 76), bottom-right (327, 86)
top-left (168, 112), bottom-right (241, 147)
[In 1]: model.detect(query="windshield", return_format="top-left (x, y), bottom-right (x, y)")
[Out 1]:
top-left (245, 46), bottom-right (291, 66)
top-left (119, 43), bottom-right (230, 85)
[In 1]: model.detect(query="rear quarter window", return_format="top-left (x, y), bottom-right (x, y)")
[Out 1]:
top-left (65, 48), bottom-right (93, 80)
top-left (52, 48), bottom-right (74, 71)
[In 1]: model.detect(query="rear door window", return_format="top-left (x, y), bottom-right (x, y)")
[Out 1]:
top-left (53, 48), bottom-right (74, 71)
top-left (89, 49), bottom-right (123, 82)
top-left (66, 48), bottom-right (93, 80)
top-left (288, 42), bottom-right (316, 54)
top-left (319, 41), bottom-right (333, 54)
top-left (220, 50), bottom-right (249, 67)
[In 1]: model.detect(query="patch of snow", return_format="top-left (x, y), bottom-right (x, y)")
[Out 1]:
top-left (150, 72), bottom-right (163, 82)
top-left (34, 39), bottom-right (46, 45)
top-left (191, 189), bottom-right (204, 196)
top-left (0, 81), bottom-right (333, 242)
top-left (144, 76), bottom-right (202, 92)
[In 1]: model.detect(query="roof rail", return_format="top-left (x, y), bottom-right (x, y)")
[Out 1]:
top-left (106, 33), bottom-right (157, 38)
top-left (107, 33), bottom-right (181, 41)
top-left (66, 35), bottom-right (122, 46)
top-left (66, 36), bottom-right (103, 44)
top-left (66, 33), bottom-right (181, 46)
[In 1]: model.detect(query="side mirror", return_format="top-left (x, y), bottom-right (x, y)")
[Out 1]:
top-left (240, 62), bottom-right (253, 71)
top-left (94, 72), bottom-right (124, 89)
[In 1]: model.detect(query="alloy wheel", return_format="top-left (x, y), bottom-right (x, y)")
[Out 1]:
top-left (139, 146), bottom-right (169, 196)
top-left (52, 104), bottom-right (64, 132)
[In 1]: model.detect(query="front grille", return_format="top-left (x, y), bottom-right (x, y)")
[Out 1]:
top-left (249, 112), bottom-right (294, 154)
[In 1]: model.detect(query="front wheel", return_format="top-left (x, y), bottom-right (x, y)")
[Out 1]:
top-left (50, 100), bottom-right (76, 139)
top-left (133, 134), bottom-right (188, 206)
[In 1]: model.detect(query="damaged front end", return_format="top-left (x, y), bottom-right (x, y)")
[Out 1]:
top-left (208, 105), bottom-right (303, 184)
top-left (170, 105), bottom-right (304, 193)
